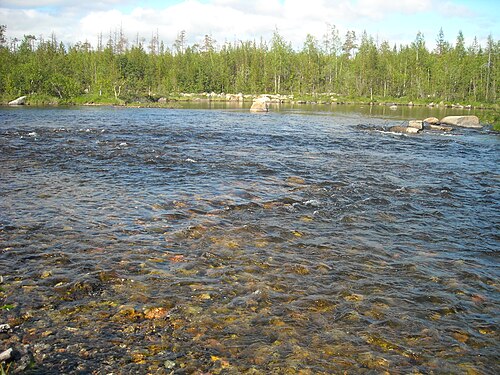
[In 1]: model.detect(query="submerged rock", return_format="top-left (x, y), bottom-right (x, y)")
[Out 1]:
top-left (440, 115), bottom-right (481, 128)
top-left (8, 96), bottom-right (27, 105)
top-left (429, 124), bottom-right (453, 132)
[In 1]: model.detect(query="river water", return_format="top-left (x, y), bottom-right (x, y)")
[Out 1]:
top-left (0, 105), bottom-right (498, 374)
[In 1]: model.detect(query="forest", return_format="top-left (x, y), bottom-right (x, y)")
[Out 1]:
top-left (0, 24), bottom-right (498, 107)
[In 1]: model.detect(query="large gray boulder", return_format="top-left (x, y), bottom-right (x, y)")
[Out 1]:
top-left (440, 115), bottom-right (481, 128)
top-left (250, 96), bottom-right (270, 112)
top-left (8, 96), bottom-right (27, 105)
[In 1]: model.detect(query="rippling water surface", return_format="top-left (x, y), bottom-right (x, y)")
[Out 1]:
top-left (0, 106), bottom-right (498, 374)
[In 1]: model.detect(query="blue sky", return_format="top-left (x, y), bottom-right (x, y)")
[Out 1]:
top-left (0, 0), bottom-right (498, 49)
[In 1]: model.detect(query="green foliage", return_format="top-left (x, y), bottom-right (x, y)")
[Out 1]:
top-left (0, 27), bottom-right (498, 105)
top-left (1, 362), bottom-right (11, 375)
top-left (480, 111), bottom-right (500, 131)
top-left (71, 93), bottom-right (124, 105)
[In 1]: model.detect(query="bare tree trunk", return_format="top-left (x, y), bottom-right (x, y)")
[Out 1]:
top-left (113, 84), bottom-right (122, 99)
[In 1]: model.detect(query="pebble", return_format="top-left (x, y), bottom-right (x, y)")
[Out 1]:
top-left (286, 176), bottom-right (306, 184)
top-left (164, 360), bottom-right (176, 369)
top-left (304, 199), bottom-right (321, 207)
top-left (144, 307), bottom-right (169, 320)
top-left (0, 323), bottom-right (11, 333)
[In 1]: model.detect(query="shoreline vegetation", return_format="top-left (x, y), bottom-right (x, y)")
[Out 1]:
top-left (1, 91), bottom-right (499, 109)
top-left (2, 92), bottom-right (499, 130)
top-left (0, 23), bottom-right (498, 128)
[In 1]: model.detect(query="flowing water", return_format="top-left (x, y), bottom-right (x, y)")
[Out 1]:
top-left (0, 105), bottom-right (498, 374)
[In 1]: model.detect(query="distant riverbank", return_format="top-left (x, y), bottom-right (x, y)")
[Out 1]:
top-left (2, 92), bottom-right (499, 130)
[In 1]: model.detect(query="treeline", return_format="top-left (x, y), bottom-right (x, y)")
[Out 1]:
top-left (0, 25), bottom-right (498, 104)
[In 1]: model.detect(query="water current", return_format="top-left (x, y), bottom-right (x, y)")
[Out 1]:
top-left (0, 105), bottom-right (499, 374)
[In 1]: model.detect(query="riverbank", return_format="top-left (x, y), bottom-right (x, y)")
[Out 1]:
top-left (2, 92), bottom-right (499, 130)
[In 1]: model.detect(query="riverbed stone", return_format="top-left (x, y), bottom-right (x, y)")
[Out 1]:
top-left (440, 115), bottom-right (481, 128)
top-left (8, 96), bottom-right (27, 105)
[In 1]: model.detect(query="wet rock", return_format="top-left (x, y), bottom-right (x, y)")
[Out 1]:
top-left (250, 96), bottom-right (270, 112)
top-left (98, 269), bottom-right (122, 283)
top-left (286, 176), bottom-right (306, 184)
top-left (423, 117), bottom-right (440, 125)
top-left (408, 120), bottom-right (423, 130)
top-left (144, 307), bottom-right (169, 320)
top-left (40, 270), bottom-right (52, 279)
top-left (440, 115), bottom-right (481, 128)
top-left (114, 305), bottom-right (144, 322)
top-left (54, 278), bottom-right (103, 300)
top-left (358, 351), bottom-right (390, 369)
top-left (164, 359), bottom-right (176, 369)
top-left (452, 331), bottom-right (469, 343)
top-left (343, 293), bottom-right (364, 302)
top-left (389, 126), bottom-right (420, 134)
top-left (8, 96), bottom-right (27, 105)
top-left (429, 124), bottom-right (453, 132)
top-left (0, 347), bottom-right (13, 361)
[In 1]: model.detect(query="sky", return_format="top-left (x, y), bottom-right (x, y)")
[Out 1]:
top-left (0, 0), bottom-right (498, 50)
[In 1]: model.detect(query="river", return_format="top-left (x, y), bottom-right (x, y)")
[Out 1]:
top-left (0, 105), bottom-right (498, 374)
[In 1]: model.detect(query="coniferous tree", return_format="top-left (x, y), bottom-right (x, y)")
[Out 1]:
top-left (0, 25), bottom-right (497, 104)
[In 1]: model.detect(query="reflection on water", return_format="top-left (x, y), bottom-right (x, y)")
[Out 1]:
top-left (0, 106), bottom-right (498, 374)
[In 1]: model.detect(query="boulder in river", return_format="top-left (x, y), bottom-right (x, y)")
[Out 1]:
top-left (389, 126), bottom-right (420, 134)
top-left (408, 120), bottom-right (423, 130)
top-left (250, 96), bottom-right (270, 112)
top-left (440, 115), bottom-right (481, 128)
top-left (8, 96), bottom-right (27, 105)
top-left (423, 117), bottom-right (440, 125)
top-left (429, 124), bottom-right (453, 132)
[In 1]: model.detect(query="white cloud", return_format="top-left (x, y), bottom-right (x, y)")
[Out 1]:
top-left (0, 0), bottom-right (496, 49)
top-left (437, 1), bottom-right (476, 17)
top-left (357, 0), bottom-right (432, 17)
top-left (0, 0), bottom-right (132, 7)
